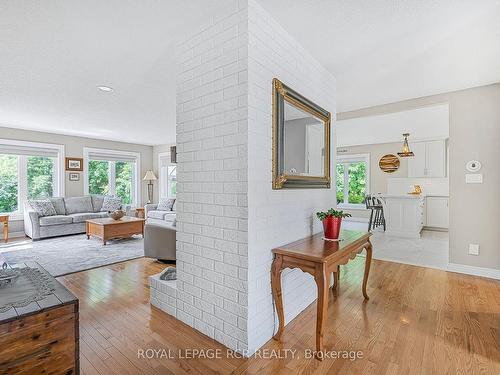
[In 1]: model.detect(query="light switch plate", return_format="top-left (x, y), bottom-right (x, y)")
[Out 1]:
top-left (466, 174), bottom-right (483, 184)
top-left (468, 244), bottom-right (480, 255)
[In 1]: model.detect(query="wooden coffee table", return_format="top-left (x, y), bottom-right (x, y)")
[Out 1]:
top-left (86, 216), bottom-right (145, 245)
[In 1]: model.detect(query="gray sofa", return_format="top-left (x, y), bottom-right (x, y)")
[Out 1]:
top-left (144, 222), bottom-right (177, 261)
top-left (144, 202), bottom-right (176, 226)
top-left (24, 196), bottom-right (129, 240)
top-left (143, 201), bottom-right (176, 261)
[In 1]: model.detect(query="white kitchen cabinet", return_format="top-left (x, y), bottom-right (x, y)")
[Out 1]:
top-left (408, 140), bottom-right (446, 178)
top-left (425, 196), bottom-right (449, 228)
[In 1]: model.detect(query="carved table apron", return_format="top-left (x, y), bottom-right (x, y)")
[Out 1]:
top-left (271, 230), bottom-right (372, 359)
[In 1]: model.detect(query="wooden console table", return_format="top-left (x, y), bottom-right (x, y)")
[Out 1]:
top-left (271, 230), bottom-right (372, 357)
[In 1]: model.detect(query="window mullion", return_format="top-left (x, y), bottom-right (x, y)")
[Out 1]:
top-left (109, 161), bottom-right (116, 196)
top-left (18, 156), bottom-right (28, 212)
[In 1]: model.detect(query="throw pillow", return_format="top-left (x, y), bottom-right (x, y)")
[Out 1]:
top-left (157, 198), bottom-right (175, 211)
top-left (29, 199), bottom-right (57, 217)
top-left (49, 197), bottom-right (66, 215)
top-left (90, 195), bottom-right (105, 212)
top-left (101, 196), bottom-right (122, 212)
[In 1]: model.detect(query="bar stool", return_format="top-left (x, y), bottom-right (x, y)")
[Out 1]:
top-left (365, 195), bottom-right (386, 232)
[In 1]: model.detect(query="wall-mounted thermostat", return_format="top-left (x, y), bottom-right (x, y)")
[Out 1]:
top-left (466, 160), bottom-right (481, 172)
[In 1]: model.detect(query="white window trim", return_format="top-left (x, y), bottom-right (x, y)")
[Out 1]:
top-left (158, 151), bottom-right (176, 199)
top-left (0, 138), bottom-right (64, 219)
top-left (83, 147), bottom-right (141, 206)
top-left (336, 153), bottom-right (370, 209)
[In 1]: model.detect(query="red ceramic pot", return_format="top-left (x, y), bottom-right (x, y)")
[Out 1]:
top-left (322, 216), bottom-right (342, 240)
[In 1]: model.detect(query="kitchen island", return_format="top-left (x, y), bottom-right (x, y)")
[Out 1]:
top-left (378, 194), bottom-right (425, 238)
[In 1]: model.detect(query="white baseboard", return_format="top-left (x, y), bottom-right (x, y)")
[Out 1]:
top-left (447, 263), bottom-right (500, 280)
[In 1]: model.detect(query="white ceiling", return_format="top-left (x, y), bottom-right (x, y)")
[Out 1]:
top-left (1, 1), bottom-right (499, 145)
top-left (258, 0), bottom-right (500, 113)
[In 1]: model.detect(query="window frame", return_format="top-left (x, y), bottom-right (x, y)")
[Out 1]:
top-left (158, 151), bottom-right (176, 199)
top-left (0, 138), bottom-right (64, 219)
top-left (336, 153), bottom-right (370, 210)
top-left (83, 147), bottom-right (140, 207)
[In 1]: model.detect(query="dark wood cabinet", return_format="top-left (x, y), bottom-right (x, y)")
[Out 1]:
top-left (0, 262), bottom-right (79, 374)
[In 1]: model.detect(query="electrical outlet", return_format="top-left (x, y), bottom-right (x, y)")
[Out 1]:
top-left (468, 244), bottom-right (480, 256)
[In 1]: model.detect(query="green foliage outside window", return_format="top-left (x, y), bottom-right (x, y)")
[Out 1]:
top-left (0, 155), bottom-right (18, 213)
top-left (336, 163), bottom-right (344, 204)
top-left (88, 160), bottom-right (110, 195)
top-left (115, 161), bottom-right (132, 205)
top-left (336, 161), bottom-right (366, 205)
top-left (347, 162), bottom-right (366, 204)
top-left (27, 156), bottom-right (54, 199)
top-left (88, 160), bottom-right (133, 204)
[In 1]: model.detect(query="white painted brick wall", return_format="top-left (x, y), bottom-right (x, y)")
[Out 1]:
top-left (173, 0), bottom-right (250, 353)
top-left (246, 0), bottom-right (336, 354)
top-left (156, 0), bottom-right (335, 356)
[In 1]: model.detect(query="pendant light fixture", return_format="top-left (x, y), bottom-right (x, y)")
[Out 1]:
top-left (397, 133), bottom-right (414, 157)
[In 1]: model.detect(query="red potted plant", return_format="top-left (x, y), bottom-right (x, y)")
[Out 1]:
top-left (316, 208), bottom-right (351, 240)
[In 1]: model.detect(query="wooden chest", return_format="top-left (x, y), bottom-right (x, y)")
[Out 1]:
top-left (0, 262), bottom-right (79, 374)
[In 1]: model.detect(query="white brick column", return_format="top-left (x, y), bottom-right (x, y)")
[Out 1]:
top-left (174, 0), bottom-right (249, 352)
top-left (162, 0), bottom-right (336, 356)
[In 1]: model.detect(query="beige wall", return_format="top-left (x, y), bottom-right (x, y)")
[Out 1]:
top-left (338, 83), bottom-right (500, 270)
top-left (337, 142), bottom-right (408, 219)
top-left (152, 144), bottom-right (174, 202)
top-left (0, 126), bottom-right (153, 234)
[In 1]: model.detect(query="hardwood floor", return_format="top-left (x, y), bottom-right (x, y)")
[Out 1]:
top-left (58, 257), bottom-right (500, 374)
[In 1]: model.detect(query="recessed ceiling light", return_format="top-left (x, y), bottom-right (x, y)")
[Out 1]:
top-left (98, 86), bottom-right (113, 92)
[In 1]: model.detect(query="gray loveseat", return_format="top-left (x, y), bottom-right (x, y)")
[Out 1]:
top-left (24, 196), bottom-right (129, 240)
top-left (144, 202), bottom-right (176, 226)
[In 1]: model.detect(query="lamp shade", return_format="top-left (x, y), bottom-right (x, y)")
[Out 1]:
top-left (143, 170), bottom-right (157, 181)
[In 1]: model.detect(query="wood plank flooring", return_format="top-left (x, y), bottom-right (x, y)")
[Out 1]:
top-left (57, 257), bottom-right (500, 374)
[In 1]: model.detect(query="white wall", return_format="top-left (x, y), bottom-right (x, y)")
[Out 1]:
top-left (336, 104), bottom-right (449, 147)
top-left (174, 0), bottom-right (249, 352)
top-left (246, 0), bottom-right (336, 354)
top-left (338, 83), bottom-right (500, 272)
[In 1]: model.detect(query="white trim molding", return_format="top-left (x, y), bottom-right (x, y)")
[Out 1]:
top-left (447, 263), bottom-right (500, 280)
top-left (336, 153), bottom-right (370, 209)
top-left (0, 138), bottom-right (65, 216)
top-left (83, 147), bottom-right (141, 206)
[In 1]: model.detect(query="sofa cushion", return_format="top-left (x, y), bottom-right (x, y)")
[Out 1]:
top-left (163, 212), bottom-right (176, 223)
top-left (91, 195), bottom-right (105, 212)
top-left (147, 210), bottom-right (170, 220)
top-left (29, 199), bottom-right (57, 217)
top-left (69, 212), bottom-right (108, 223)
top-left (101, 196), bottom-right (122, 212)
top-left (49, 197), bottom-right (66, 215)
top-left (64, 196), bottom-right (93, 214)
top-left (39, 215), bottom-right (73, 226)
top-left (157, 198), bottom-right (175, 211)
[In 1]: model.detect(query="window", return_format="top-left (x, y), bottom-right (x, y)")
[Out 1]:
top-left (0, 139), bottom-right (64, 215)
top-left (84, 148), bottom-right (140, 206)
top-left (336, 154), bottom-right (370, 208)
top-left (158, 152), bottom-right (176, 199)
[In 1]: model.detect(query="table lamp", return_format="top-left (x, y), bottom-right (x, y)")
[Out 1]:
top-left (143, 170), bottom-right (157, 203)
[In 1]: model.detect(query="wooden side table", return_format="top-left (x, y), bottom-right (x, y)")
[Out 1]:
top-left (271, 230), bottom-right (372, 359)
top-left (0, 215), bottom-right (8, 242)
top-left (135, 207), bottom-right (145, 219)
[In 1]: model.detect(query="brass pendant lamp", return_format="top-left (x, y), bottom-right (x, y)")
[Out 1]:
top-left (397, 133), bottom-right (414, 157)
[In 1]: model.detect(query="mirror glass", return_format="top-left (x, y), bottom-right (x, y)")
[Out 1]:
top-left (283, 100), bottom-right (325, 176)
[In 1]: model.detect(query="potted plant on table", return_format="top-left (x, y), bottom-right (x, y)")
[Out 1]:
top-left (316, 208), bottom-right (351, 240)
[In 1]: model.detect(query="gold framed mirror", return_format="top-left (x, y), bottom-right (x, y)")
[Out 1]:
top-left (272, 78), bottom-right (331, 189)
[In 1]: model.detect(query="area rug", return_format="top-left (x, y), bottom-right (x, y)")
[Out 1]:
top-left (0, 234), bottom-right (144, 277)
